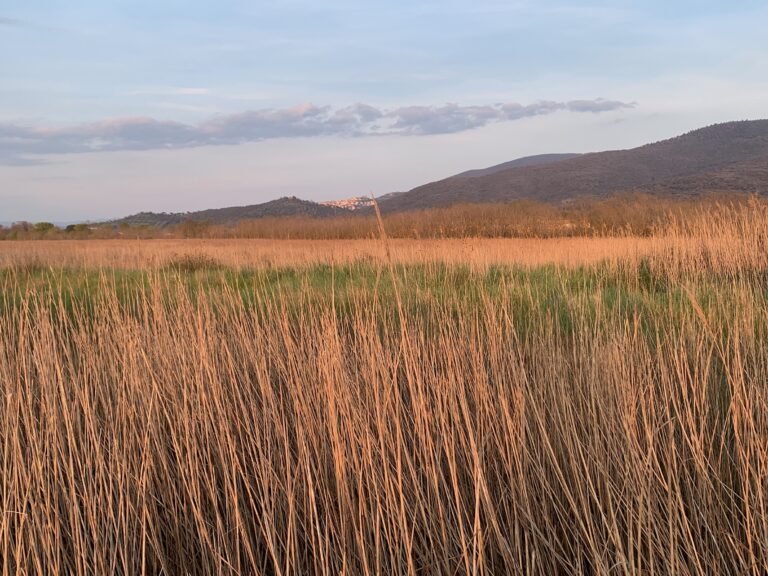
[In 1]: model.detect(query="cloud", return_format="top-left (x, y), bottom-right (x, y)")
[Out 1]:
top-left (0, 16), bottom-right (27, 27)
top-left (389, 104), bottom-right (503, 135)
top-left (0, 98), bottom-right (634, 165)
top-left (567, 98), bottom-right (637, 113)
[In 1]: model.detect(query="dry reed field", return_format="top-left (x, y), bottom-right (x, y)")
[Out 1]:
top-left (0, 236), bottom-right (663, 270)
top-left (1, 203), bottom-right (768, 574)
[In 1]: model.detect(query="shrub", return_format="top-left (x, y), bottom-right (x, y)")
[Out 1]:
top-left (164, 253), bottom-right (221, 272)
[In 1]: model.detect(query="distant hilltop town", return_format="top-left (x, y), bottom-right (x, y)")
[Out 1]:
top-left (320, 196), bottom-right (376, 210)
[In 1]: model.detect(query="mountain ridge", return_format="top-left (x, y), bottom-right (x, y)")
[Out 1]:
top-left (377, 120), bottom-right (768, 211)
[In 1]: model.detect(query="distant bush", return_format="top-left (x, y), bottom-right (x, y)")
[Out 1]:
top-left (177, 220), bottom-right (213, 239)
top-left (33, 222), bottom-right (56, 235)
top-left (165, 253), bottom-right (221, 272)
top-left (65, 223), bottom-right (92, 236)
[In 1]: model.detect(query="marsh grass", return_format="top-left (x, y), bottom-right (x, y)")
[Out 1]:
top-left (1, 203), bottom-right (768, 574)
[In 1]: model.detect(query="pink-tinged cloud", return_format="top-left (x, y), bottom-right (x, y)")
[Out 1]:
top-left (0, 98), bottom-right (634, 165)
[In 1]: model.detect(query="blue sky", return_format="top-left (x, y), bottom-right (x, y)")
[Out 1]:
top-left (1, 0), bottom-right (767, 221)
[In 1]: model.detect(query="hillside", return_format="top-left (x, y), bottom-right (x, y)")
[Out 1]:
top-left (378, 120), bottom-right (768, 211)
top-left (114, 196), bottom-right (349, 227)
top-left (453, 153), bottom-right (581, 178)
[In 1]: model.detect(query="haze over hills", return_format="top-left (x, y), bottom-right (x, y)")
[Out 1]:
top-left (112, 120), bottom-right (768, 226)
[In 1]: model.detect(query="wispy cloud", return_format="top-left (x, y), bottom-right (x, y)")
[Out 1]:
top-left (0, 98), bottom-right (634, 165)
top-left (0, 15), bottom-right (70, 33)
top-left (0, 16), bottom-right (28, 27)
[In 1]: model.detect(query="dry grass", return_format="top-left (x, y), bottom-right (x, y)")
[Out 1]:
top-left (1, 202), bottom-right (768, 574)
top-left (0, 236), bottom-right (674, 270)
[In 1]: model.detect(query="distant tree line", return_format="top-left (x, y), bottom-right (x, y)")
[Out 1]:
top-left (0, 221), bottom-right (162, 240)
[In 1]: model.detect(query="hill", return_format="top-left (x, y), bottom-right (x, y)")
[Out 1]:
top-left (453, 153), bottom-right (581, 178)
top-left (114, 196), bottom-right (349, 227)
top-left (377, 120), bottom-right (768, 211)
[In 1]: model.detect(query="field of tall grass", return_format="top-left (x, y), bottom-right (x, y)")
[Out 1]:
top-left (1, 202), bottom-right (767, 574)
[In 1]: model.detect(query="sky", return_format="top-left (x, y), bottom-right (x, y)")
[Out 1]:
top-left (1, 0), bottom-right (767, 222)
